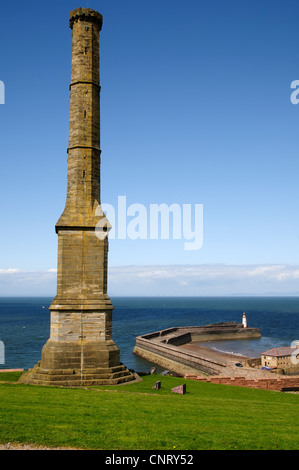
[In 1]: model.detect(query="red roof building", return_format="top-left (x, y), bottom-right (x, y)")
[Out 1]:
top-left (261, 347), bottom-right (298, 370)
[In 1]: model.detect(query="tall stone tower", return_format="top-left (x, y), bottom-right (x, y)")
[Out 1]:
top-left (21, 8), bottom-right (136, 386)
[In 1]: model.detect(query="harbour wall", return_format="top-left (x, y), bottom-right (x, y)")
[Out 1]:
top-left (133, 323), bottom-right (261, 376)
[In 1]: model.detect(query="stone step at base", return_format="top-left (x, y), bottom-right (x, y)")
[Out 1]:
top-left (23, 373), bottom-right (136, 387)
top-left (19, 363), bottom-right (138, 387)
top-left (37, 364), bottom-right (129, 376)
top-left (29, 370), bottom-right (133, 382)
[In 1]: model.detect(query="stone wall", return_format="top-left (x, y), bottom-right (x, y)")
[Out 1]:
top-left (134, 336), bottom-right (226, 376)
top-left (184, 374), bottom-right (299, 392)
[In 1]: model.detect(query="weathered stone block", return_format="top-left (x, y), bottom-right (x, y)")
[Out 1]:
top-left (171, 384), bottom-right (186, 395)
top-left (152, 381), bottom-right (161, 390)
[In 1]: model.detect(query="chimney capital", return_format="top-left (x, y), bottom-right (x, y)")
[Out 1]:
top-left (69, 7), bottom-right (103, 30)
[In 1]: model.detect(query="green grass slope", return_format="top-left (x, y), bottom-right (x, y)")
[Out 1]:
top-left (0, 373), bottom-right (298, 450)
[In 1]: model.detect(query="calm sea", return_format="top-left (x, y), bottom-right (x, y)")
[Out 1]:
top-left (0, 296), bottom-right (298, 372)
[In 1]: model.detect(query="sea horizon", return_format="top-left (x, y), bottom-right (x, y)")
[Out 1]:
top-left (1, 294), bottom-right (299, 298)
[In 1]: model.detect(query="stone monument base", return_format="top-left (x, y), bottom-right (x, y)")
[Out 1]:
top-left (19, 363), bottom-right (137, 387)
top-left (19, 338), bottom-right (139, 387)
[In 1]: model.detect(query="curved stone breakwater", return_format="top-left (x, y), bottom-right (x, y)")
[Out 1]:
top-left (133, 322), bottom-right (262, 377)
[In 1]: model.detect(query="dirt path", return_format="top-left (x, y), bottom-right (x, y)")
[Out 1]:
top-left (0, 442), bottom-right (81, 450)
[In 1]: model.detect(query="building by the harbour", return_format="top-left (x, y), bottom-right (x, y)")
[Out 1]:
top-left (261, 347), bottom-right (299, 371)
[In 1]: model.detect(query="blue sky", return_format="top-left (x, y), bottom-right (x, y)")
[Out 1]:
top-left (1, 0), bottom-right (299, 295)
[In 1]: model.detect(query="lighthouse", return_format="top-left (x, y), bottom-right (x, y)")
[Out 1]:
top-left (242, 312), bottom-right (247, 328)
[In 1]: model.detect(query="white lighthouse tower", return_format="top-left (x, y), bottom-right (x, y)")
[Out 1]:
top-left (242, 312), bottom-right (247, 328)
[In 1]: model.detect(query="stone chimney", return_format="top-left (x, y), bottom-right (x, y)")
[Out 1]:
top-left (20, 9), bottom-right (135, 386)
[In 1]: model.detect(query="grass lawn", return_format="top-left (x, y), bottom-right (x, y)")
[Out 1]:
top-left (0, 372), bottom-right (298, 450)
